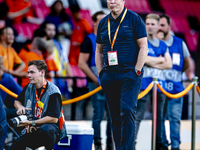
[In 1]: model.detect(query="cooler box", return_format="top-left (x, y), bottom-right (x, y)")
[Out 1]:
top-left (54, 123), bottom-right (94, 150)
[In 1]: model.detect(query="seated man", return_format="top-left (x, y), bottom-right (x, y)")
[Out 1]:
top-left (0, 27), bottom-right (25, 78)
top-left (8, 60), bottom-right (66, 150)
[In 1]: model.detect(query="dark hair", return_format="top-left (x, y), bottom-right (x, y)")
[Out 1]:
top-left (33, 28), bottom-right (47, 38)
top-left (92, 11), bottom-right (105, 22)
top-left (49, 0), bottom-right (70, 22)
top-left (0, 2), bottom-right (9, 20)
top-left (160, 14), bottom-right (171, 25)
top-left (28, 60), bottom-right (47, 78)
top-left (69, 4), bottom-right (80, 13)
top-left (0, 27), bottom-right (12, 36)
top-left (40, 21), bottom-right (55, 29)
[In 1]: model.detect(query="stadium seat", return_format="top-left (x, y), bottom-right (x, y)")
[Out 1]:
top-left (125, 0), bottom-right (151, 14)
top-left (31, 0), bottom-right (47, 8)
top-left (170, 16), bottom-right (190, 34)
top-left (13, 23), bottom-right (39, 39)
top-left (34, 6), bottom-right (50, 18)
top-left (184, 32), bottom-right (199, 52)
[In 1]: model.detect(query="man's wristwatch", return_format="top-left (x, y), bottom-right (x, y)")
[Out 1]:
top-left (135, 69), bottom-right (141, 76)
top-left (32, 120), bottom-right (36, 126)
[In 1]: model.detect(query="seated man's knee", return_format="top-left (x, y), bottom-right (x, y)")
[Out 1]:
top-left (39, 124), bottom-right (58, 138)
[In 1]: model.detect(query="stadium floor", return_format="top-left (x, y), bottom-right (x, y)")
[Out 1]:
top-left (64, 120), bottom-right (200, 150)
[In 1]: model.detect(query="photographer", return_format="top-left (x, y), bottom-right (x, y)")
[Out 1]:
top-left (8, 60), bottom-right (66, 150)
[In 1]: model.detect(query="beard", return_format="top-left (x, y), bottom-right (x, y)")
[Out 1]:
top-left (47, 35), bottom-right (54, 40)
top-left (158, 29), bottom-right (169, 39)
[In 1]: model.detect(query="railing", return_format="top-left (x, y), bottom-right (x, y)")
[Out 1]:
top-left (0, 76), bottom-right (199, 150)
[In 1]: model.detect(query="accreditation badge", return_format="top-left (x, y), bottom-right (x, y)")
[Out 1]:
top-left (107, 51), bottom-right (118, 66)
top-left (36, 101), bottom-right (44, 118)
top-left (172, 53), bottom-right (180, 66)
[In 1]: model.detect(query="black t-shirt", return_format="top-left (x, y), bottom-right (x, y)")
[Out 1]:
top-left (17, 83), bottom-right (62, 127)
top-left (80, 37), bottom-right (93, 82)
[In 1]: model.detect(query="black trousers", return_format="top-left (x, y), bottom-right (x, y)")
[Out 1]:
top-left (8, 123), bottom-right (60, 150)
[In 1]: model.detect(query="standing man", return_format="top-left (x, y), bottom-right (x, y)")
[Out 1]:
top-left (135, 14), bottom-right (172, 150)
top-left (8, 60), bottom-right (66, 150)
top-left (95, 0), bottom-right (148, 149)
top-left (78, 11), bottom-right (113, 150)
top-left (158, 14), bottom-right (190, 150)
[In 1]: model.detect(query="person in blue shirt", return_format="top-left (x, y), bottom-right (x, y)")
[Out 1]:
top-left (135, 14), bottom-right (172, 150)
top-left (0, 94), bottom-right (7, 150)
top-left (158, 14), bottom-right (190, 150)
top-left (0, 55), bottom-right (22, 119)
top-left (95, 0), bottom-right (148, 149)
top-left (79, 11), bottom-right (113, 150)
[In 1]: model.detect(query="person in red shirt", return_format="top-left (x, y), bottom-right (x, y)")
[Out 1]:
top-left (5, 0), bottom-right (43, 24)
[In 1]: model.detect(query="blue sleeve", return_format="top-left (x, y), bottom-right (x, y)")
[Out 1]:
top-left (133, 14), bottom-right (147, 39)
top-left (7, 74), bottom-right (22, 95)
top-left (96, 19), bottom-right (103, 44)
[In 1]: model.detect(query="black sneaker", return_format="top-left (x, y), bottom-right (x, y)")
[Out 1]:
top-left (94, 139), bottom-right (102, 150)
top-left (95, 144), bottom-right (102, 150)
top-left (106, 141), bottom-right (113, 150)
top-left (156, 143), bottom-right (168, 150)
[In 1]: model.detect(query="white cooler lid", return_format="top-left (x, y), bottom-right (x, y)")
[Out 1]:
top-left (66, 124), bottom-right (94, 135)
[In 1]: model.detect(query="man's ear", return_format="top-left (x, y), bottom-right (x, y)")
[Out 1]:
top-left (40, 69), bottom-right (45, 77)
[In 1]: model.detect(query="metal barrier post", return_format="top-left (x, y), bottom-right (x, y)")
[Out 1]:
top-left (192, 76), bottom-right (198, 150)
top-left (152, 77), bottom-right (158, 150)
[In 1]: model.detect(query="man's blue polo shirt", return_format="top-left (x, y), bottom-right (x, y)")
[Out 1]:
top-left (96, 7), bottom-right (147, 71)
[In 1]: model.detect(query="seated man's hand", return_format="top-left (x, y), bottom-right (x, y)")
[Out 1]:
top-left (18, 120), bottom-right (32, 127)
top-left (16, 107), bottom-right (31, 115)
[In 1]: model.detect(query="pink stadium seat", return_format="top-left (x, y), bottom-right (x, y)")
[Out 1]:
top-left (13, 23), bottom-right (39, 39)
top-left (80, 10), bottom-right (93, 27)
top-left (34, 6), bottom-right (50, 18)
top-left (185, 32), bottom-right (199, 52)
top-left (170, 16), bottom-right (190, 34)
top-left (125, 0), bottom-right (151, 14)
top-left (31, 0), bottom-right (47, 8)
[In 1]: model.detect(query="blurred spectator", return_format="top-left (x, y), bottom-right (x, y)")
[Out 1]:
top-left (0, 2), bottom-right (13, 29)
top-left (18, 37), bottom-right (47, 88)
top-left (42, 39), bottom-right (59, 82)
top-left (68, 4), bottom-right (92, 88)
top-left (0, 27), bottom-right (26, 78)
top-left (41, 21), bottom-right (73, 96)
top-left (0, 55), bottom-right (22, 117)
top-left (5, 0), bottom-right (43, 24)
top-left (78, 11), bottom-right (113, 150)
top-left (45, 0), bottom-right (73, 59)
top-left (0, 94), bottom-right (7, 150)
top-left (158, 14), bottom-right (190, 150)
